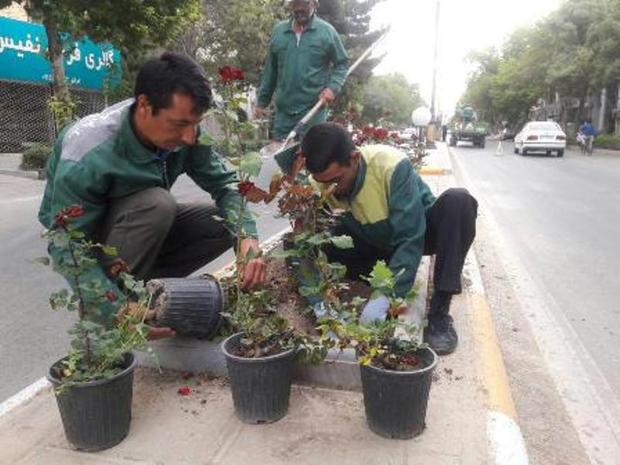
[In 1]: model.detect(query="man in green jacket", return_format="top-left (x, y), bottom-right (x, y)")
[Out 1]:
top-left (255, 0), bottom-right (348, 142)
top-left (301, 123), bottom-right (478, 355)
top-left (39, 52), bottom-right (266, 335)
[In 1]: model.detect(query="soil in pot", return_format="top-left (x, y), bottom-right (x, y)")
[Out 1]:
top-left (361, 347), bottom-right (438, 439)
top-left (48, 353), bottom-right (136, 452)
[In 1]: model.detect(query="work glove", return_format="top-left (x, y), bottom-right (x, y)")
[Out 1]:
top-left (360, 295), bottom-right (390, 324)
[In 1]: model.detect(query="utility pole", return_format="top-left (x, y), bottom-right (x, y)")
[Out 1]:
top-left (430, 0), bottom-right (440, 123)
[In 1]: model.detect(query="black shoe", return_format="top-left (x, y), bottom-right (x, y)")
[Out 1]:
top-left (424, 314), bottom-right (458, 355)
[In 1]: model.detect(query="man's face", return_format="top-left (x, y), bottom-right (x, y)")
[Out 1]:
top-left (135, 93), bottom-right (203, 150)
top-left (290, 0), bottom-right (315, 25)
top-left (310, 153), bottom-right (359, 200)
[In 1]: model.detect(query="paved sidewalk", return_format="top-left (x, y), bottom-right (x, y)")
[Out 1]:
top-left (0, 143), bottom-right (527, 465)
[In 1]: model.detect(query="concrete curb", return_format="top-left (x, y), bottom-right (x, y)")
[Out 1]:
top-left (418, 166), bottom-right (452, 176)
top-left (0, 168), bottom-right (42, 180)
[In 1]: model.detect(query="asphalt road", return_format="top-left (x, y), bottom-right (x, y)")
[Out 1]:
top-left (450, 140), bottom-right (620, 399)
top-left (0, 155), bottom-right (288, 402)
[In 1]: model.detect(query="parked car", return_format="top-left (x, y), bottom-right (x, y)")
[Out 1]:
top-left (514, 121), bottom-right (566, 157)
top-left (398, 127), bottom-right (417, 140)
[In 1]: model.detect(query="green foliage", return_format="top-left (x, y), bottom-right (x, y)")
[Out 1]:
top-left (168, 0), bottom-right (284, 86)
top-left (40, 206), bottom-right (152, 388)
top-left (594, 134), bottom-right (620, 149)
top-left (461, 0), bottom-right (620, 127)
top-left (363, 260), bottom-right (417, 314)
top-left (20, 144), bottom-right (51, 170)
top-left (360, 73), bottom-right (424, 126)
top-left (318, 0), bottom-right (387, 115)
top-left (48, 95), bottom-right (77, 130)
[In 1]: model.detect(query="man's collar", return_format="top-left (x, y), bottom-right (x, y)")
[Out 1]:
top-left (120, 104), bottom-right (161, 163)
top-left (347, 155), bottom-right (366, 202)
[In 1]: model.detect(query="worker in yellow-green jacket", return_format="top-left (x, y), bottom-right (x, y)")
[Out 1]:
top-left (301, 123), bottom-right (478, 355)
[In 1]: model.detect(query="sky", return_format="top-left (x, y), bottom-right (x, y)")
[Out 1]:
top-left (369, 0), bottom-right (563, 118)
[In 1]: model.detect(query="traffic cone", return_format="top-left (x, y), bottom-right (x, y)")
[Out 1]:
top-left (495, 140), bottom-right (504, 156)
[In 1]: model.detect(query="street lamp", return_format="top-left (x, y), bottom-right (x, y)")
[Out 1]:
top-left (412, 106), bottom-right (432, 145)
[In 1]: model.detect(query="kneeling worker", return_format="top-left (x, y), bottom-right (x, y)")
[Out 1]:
top-left (301, 123), bottom-right (478, 355)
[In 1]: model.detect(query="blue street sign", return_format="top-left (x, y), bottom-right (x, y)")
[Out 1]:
top-left (0, 16), bottom-right (121, 90)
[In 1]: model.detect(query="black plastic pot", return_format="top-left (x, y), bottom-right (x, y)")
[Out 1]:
top-left (47, 352), bottom-right (136, 451)
top-left (155, 276), bottom-right (224, 339)
top-left (222, 333), bottom-right (296, 424)
top-left (360, 347), bottom-right (438, 439)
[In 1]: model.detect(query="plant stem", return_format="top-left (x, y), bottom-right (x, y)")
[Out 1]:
top-left (65, 229), bottom-right (92, 368)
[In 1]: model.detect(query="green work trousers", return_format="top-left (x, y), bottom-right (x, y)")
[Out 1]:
top-left (98, 187), bottom-right (233, 279)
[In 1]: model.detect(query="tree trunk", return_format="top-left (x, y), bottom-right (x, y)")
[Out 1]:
top-left (42, 17), bottom-right (70, 98)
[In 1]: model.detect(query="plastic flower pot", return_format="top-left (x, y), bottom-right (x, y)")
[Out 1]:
top-left (47, 352), bottom-right (136, 452)
top-left (222, 332), bottom-right (296, 424)
top-left (154, 277), bottom-right (224, 339)
top-left (360, 347), bottom-right (438, 439)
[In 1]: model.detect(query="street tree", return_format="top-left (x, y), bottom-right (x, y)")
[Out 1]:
top-left (317, 0), bottom-right (387, 116)
top-left (361, 73), bottom-right (423, 126)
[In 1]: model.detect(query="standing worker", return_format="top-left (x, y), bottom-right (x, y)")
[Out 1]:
top-left (255, 0), bottom-right (349, 153)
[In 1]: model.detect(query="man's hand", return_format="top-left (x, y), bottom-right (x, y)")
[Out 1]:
top-left (238, 238), bottom-right (267, 290)
top-left (254, 106), bottom-right (268, 120)
top-left (319, 88), bottom-right (335, 105)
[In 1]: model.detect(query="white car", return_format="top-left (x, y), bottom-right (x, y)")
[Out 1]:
top-left (398, 127), bottom-right (417, 140)
top-left (514, 121), bottom-right (566, 157)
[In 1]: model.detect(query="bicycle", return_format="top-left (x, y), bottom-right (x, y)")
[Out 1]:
top-left (577, 135), bottom-right (594, 156)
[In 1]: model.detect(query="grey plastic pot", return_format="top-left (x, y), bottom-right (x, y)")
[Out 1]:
top-left (360, 347), bottom-right (438, 439)
top-left (222, 333), bottom-right (296, 424)
top-left (47, 352), bottom-right (136, 452)
top-left (155, 277), bottom-right (224, 339)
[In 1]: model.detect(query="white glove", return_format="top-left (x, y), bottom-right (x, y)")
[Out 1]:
top-left (360, 295), bottom-right (390, 324)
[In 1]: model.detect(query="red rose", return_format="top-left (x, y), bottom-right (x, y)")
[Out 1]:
top-left (109, 259), bottom-right (130, 279)
top-left (178, 386), bottom-right (192, 396)
top-left (237, 180), bottom-right (256, 197)
top-left (374, 128), bottom-right (389, 140)
top-left (362, 126), bottom-right (375, 137)
top-left (219, 66), bottom-right (245, 83)
top-left (53, 204), bottom-right (85, 227)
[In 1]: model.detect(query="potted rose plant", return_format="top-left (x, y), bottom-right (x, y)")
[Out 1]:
top-left (320, 261), bottom-right (438, 439)
top-left (204, 65), bottom-right (309, 424)
top-left (40, 205), bottom-right (153, 451)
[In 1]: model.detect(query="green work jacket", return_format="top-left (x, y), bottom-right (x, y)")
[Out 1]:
top-left (257, 14), bottom-right (349, 116)
top-left (38, 99), bottom-right (256, 321)
top-left (317, 145), bottom-right (436, 297)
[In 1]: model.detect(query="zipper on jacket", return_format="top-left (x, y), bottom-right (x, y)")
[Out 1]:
top-left (159, 159), bottom-right (170, 190)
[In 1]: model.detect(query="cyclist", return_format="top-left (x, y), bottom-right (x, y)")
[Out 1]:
top-left (578, 119), bottom-right (597, 155)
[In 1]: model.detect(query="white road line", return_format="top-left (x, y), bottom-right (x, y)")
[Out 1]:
top-left (0, 377), bottom-right (49, 418)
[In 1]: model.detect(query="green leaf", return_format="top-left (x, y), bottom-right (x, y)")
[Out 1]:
top-left (239, 151), bottom-right (262, 177)
top-left (330, 235), bottom-right (354, 249)
top-left (101, 245), bottom-right (117, 257)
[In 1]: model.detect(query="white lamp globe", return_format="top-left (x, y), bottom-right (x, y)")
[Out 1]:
top-left (411, 106), bottom-right (432, 127)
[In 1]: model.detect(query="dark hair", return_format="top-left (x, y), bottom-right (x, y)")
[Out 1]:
top-left (302, 122), bottom-right (355, 173)
top-left (134, 52), bottom-right (212, 115)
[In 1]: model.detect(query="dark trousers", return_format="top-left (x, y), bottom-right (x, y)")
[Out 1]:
top-left (324, 188), bottom-right (478, 297)
top-left (99, 187), bottom-right (233, 280)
